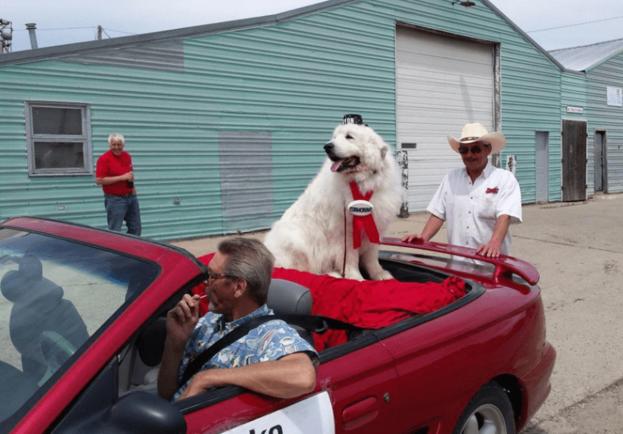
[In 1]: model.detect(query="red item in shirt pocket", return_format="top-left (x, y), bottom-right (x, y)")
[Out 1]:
top-left (486, 187), bottom-right (499, 194)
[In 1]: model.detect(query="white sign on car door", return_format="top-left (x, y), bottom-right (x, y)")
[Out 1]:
top-left (222, 392), bottom-right (335, 434)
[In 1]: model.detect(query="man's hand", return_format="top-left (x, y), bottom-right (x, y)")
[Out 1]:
top-left (477, 215), bottom-right (511, 258)
top-left (95, 171), bottom-right (134, 186)
top-left (166, 294), bottom-right (201, 348)
top-left (401, 215), bottom-right (444, 245)
top-left (177, 370), bottom-right (220, 400)
top-left (401, 233), bottom-right (425, 244)
top-left (158, 294), bottom-right (202, 400)
top-left (476, 240), bottom-right (502, 258)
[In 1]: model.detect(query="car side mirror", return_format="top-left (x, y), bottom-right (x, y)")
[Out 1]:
top-left (108, 391), bottom-right (186, 434)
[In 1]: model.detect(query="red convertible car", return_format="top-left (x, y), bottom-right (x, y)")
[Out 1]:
top-left (0, 217), bottom-right (554, 434)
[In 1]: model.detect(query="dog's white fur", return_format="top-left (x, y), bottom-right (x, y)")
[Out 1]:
top-left (264, 123), bottom-right (402, 280)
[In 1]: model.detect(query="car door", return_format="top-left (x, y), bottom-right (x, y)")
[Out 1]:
top-left (376, 291), bottom-right (509, 434)
top-left (376, 318), bottom-right (471, 433)
top-left (179, 333), bottom-right (400, 434)
top-left (318, 338), bottom-right (401, 434)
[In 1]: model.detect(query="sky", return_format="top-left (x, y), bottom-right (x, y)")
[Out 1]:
top-left (2, 0), bottom-right (623, 53)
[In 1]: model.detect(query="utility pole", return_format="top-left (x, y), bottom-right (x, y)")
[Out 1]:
top-left (0, 18), bottom-right (13, 53)
top-left (97, 25), bottom-right (103, 40)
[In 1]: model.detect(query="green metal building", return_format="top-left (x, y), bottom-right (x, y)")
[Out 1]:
top-left (552, 38), bottom-right (623, 196)
top-left (0, 0), bottom-right (579, 239)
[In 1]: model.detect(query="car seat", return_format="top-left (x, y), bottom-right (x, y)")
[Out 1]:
top-left (266, 278), bottom-right (314, 344)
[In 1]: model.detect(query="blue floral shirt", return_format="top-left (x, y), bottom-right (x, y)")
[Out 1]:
top-left (174, 304), bottom-right (316, 400)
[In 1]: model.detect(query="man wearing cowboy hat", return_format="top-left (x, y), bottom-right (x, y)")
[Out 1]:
top-left (402, 122), bottom-right (522, 258)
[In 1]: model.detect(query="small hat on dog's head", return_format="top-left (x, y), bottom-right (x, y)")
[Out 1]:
top-left (343, 114), bottom-right (365, 125)
top-left (448, 122), bottom-right (506, 153)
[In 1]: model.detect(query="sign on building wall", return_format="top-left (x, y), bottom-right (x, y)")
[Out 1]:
top-left (606, 86), bottom-right (623, 106)
top-left (566, 106), bottom-right (584, 113)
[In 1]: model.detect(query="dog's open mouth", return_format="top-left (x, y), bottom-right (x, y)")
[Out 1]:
top-left (328, 156), bottom-right (361, 173)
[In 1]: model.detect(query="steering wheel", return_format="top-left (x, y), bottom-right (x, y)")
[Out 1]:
top-left (38, 331), bottom-right (76, 385)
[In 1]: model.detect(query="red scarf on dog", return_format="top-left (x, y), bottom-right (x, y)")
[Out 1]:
top-left (349, 181), bottom-right (380, 249)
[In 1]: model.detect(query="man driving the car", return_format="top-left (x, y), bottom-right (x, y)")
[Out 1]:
top-left (157, 238), bottom-right (317, 401)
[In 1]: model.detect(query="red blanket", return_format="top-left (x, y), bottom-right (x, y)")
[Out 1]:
top-left (196, 254), bottom-right (465, 350)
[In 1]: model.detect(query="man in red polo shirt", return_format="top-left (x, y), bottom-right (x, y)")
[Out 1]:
top-left (95, 133), bottom-right (142, 235)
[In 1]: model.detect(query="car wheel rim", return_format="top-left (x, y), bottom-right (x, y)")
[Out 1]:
top-left (460, 403), bottom-right (507, 434)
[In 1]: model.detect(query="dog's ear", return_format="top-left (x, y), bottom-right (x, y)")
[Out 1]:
top-left (380, 146), bottom-right (388, 160)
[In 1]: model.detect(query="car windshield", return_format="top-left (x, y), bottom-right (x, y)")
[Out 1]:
top-left (0, 228), bottom-right (159, 424)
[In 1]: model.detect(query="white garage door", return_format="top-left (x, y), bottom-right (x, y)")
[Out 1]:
top-left (396, 27), bottom-right (495, 211)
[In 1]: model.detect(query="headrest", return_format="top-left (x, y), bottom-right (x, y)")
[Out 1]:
top-left (1, 255), bottom-right (63, 305)
top-left (267, 279), bottom-right (312, 315)
top-left (1, 255), bottom-right (43, 302)
top-left (18, 255), bottom-right (43, 280)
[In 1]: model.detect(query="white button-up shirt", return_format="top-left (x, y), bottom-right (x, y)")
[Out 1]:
top-left (427, 162), bottom-right (522, 255)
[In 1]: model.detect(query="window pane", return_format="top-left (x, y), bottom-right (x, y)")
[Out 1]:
top-left (0, 229), bottom-right (160, 426)
top-left (32, 107), bottom-right (82, 135)
top-left (34, 142), bottom-right (84, 170)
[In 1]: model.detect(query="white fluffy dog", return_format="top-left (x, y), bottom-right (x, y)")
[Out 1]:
top-left (264, 120), bottom-right (402, 280)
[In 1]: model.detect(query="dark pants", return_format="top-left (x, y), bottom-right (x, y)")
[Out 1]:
top-left (104, 194), bottom-right (142, 236)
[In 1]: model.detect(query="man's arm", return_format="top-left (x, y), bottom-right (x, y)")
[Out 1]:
top-left (476, 214), bottom-right (511, 258)
top-left (178, 352), bottom-right (316, 401)
top-left (402, 175), bottom-right (448, 244)
top-left (158, 294), bottom-right (201, 400)
top-left (402, 214), bottom-right (445, 243)
top-left (158, 335), bottom-right (187, 400)
top-left (95, 171), bottom-right (133, 186)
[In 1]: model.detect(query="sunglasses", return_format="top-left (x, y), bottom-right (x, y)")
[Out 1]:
top-left (458, 143), bottom-right (490, 155)
top-left (206, 269), bottom-right (236, 281)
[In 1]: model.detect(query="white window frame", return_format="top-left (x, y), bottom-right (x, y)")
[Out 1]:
top-left (25, 101), bottom-right (93, 176)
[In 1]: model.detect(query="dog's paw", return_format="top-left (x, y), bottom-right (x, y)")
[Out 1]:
top-left (342, 268), bottom-right (365, 281)
top-left (369, 269), bottom-right (394, 280)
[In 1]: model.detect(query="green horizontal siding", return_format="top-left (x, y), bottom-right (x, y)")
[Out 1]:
top-left (0, 0), bottom-right (565, 239)
top-left (0, 60), bottom-right (224, 238)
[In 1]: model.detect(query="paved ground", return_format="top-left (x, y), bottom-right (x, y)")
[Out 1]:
top-left (523, 379), bottom-right (623, 434)
top-left (172, 193), bottom-right (623, 433)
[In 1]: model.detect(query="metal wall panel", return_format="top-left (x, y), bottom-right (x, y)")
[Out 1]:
top-left (587, 51), bottom-right (623, 194)
top-left (396, 27), bottom-right (495, 211)
top-left (219, 132), bottom-right (273, 233)
top-left (535, 131), bottom-right (549, 203)
top-left (0, 0), bottom-right (564, 239)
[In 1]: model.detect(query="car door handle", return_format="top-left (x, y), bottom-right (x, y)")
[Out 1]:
top-left (341, 396), bottom-right (379, 429)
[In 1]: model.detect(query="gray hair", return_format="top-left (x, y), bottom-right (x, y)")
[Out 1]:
top-left (107, 133), bottom-right (125, 146)
top-left (218, 237), bottom-right (274, 304)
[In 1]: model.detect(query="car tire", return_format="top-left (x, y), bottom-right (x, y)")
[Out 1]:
top-left (453, 382), bottom-right (516, 434)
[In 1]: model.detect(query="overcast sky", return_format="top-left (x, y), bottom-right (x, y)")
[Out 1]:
top-left (2, 0), bottom-right (623, 53)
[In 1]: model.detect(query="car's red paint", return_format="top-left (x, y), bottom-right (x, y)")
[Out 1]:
top-left (1, 217), bottom-right (555, 434)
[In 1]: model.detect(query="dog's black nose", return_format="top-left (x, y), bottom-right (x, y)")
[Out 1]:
top-left (324, 143), bottom-right (334, 152)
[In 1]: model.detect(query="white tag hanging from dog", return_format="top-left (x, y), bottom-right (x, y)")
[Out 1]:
top-left (348, 200), bottom-right (374, 216)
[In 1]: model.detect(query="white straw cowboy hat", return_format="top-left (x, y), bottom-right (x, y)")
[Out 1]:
top-left (448, 123), bottom-right (506, 154)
